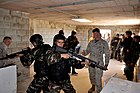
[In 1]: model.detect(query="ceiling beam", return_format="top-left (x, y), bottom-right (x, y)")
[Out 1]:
top-left (0, 0), bottom-right (20, 4)
top-left (48, 0), bottom-right (112, 8)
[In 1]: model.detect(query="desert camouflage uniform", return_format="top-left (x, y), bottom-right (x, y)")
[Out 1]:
top-left (0, 42), bottom-right (15, 67)
top-left (85, 39), bottom-right (110, 92)
top-left (0, 42), bottom-right (7, 67)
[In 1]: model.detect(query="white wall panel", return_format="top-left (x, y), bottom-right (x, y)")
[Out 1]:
top-left (0, 65), bottom-right (17, 93)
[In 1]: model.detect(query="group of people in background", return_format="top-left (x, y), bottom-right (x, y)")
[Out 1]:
top-left (110, 31), bottom-right (140, 81)
top-left (0, 28), bottom-right (139, 93)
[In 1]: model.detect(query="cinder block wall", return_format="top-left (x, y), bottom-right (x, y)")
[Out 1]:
top-left (0, 8), bottom-right (77, 81)
top-left (30, 19), bottom-right (76, 46)
top-left (0, 8), bottom-right (30, 80)
top-left (76, 25), bottom-right (140, 51)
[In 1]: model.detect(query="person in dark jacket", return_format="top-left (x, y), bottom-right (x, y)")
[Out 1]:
top-left (49, 34), bottom-right (85, 93)
top-left (123, 35), bottom-right (140, 81)
top-left (122, 31), bottom-right (133, 60)
top-left (65, 31), bottom-right (79, 75)
top-left (110, 34), bottom-right (121, 60)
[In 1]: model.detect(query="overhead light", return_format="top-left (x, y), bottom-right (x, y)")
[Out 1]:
top-left (72, 18), bottom-right (92, 22)
top-left (117, 19), bottom-right (140, 25)
top-left (72, 16), bottom-right (92, 22)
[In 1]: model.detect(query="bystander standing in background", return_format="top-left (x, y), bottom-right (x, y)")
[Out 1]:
top-left (65, 30), bottom-right (79, 75)
top-left (0, 36), bottom-right (14, 67)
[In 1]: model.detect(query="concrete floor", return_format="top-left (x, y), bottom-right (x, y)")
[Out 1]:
top-left (17, 59), bottom-right (131, 93)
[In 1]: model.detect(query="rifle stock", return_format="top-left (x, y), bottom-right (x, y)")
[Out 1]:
top-left (0, 47), bottom-right (31, 60)
top-left (54, 46), bottom-right (107, 70)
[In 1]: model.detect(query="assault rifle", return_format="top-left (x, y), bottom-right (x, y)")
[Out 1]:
top-left (54, 46), bottom-right (107, 70)
top-left (0, 47), bottom-right (31, 60)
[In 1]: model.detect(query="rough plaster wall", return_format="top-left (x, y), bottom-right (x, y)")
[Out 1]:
top-left (0, 8), bottom-right (30, 81)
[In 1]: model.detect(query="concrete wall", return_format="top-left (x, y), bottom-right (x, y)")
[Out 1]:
top-left (0, 8), bottom-right (77, 82)
top-left (76, 25), bottom-right (140, 51)
top-left (0, 8), bottom-right (30, 80)
top-left (30, 19), bottom-right (76, 46)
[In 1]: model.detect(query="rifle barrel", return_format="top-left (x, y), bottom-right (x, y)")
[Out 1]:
top-left (0, 57), bottom-right (8, 60)
top-left (71, 52), bottom-right (107, 70)
top-left (55, 46), bottom-right (107, 70)
top-left (0, 47), bottom-right (31, 60)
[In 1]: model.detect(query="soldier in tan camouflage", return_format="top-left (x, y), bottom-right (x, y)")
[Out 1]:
top-left (82, 28), bottom-right (110, 93)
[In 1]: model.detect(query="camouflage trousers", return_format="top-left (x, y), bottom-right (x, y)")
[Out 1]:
top-left (88, 67), bottom-right (103, 93)
top-left (27, 76), bottom-right (50, 93)
top-left (49, 79), bottom-right (76, 93)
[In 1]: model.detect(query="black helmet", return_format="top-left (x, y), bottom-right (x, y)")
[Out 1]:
top-left (30, 34), bottom-right (43, 45)
top-left (53, 34), bottom-right (65, 44)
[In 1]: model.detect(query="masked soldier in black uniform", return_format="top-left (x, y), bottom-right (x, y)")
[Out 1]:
top-left (20, 34), bottom-right (61, 93)
top-left (48, 34), bottom-right (85, 93)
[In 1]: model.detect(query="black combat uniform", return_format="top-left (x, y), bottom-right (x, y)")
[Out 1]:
top-left (123, 36), bottom-right (140, 81)
top-left (110, 34), bottom-right (121, 60)
top-left (49, 34), bottom-right (84, 93)
top-left (65, 31), bottom-right (79, 74)
top-left (65, 31), bottom-right (79, 50)
top-left (48, 57), bottom-right (84, 93)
